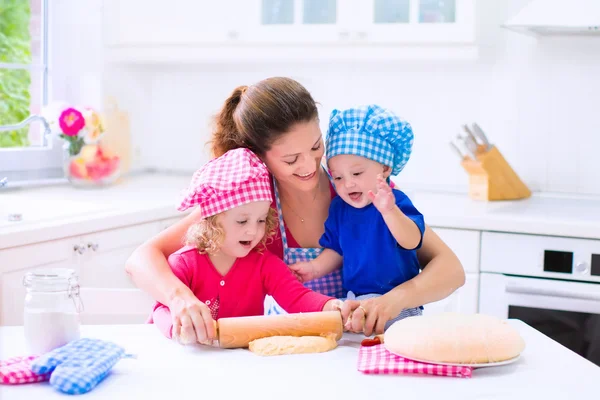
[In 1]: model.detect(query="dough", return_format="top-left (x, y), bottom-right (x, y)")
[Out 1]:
top-left (384, 312), bottom-right (525, 364)
top-left (249, 334), bottom-right (338, 356)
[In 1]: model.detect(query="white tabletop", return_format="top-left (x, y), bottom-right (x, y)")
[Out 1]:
top-left (1, 320), bottom-right (598, 400)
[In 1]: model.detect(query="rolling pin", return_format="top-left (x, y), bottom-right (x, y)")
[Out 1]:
top-left (216, 311), bottom-right (343, 349)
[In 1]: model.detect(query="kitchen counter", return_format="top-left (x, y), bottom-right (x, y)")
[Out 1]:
top-left (1, 172), bottom-right (599, 250)
top-left (0, 173), bottom-right (192, 250)
top-left (1, 320), bottom-right (598, 399)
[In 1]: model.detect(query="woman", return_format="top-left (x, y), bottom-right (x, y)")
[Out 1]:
top-left (125, 77), bottom-right (465, 344)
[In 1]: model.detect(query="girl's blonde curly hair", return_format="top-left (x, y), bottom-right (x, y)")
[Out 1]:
top-left (185, 207), bottom-right (278, 254)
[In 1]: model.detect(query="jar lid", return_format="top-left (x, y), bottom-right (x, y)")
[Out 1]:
top-left (23, 268), bottom-right (78, 292)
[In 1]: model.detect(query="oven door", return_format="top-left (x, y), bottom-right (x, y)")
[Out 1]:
top-left (480, 272), bottom-right (600, 367)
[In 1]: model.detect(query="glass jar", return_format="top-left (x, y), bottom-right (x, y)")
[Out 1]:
top-left (62, 140), bottom-right (121, 188)
top-left (23, 268), bottom-right (84, 354)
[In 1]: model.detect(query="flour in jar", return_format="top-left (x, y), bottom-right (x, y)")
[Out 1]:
top-left (24, 310), bottom-right (81, 354)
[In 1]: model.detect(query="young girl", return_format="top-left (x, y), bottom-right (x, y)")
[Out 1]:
top-left (290, 104), bottom-right (425, 332)
top-left (149, 148), bottom-right (341, 345)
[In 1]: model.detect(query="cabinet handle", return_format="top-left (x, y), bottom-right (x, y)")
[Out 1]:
top-left (338, 31), bottom-right (349, 40)
top-left (357, 31), bottom-right (368, 40)
top-left (227, 30), bottom-right (239, 40)
top-left (87, 243), bottom-right (99, 252)
top-left (73, 244), bottom-right (87, 254)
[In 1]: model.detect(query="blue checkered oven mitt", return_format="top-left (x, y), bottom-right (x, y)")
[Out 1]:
top-left (30, 338), bottom-right (125, 395)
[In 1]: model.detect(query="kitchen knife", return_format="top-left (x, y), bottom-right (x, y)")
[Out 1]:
top-left (471, 123), bottom-right (492, 150)
top-left (462, 124), bottom-right (480, 146)
top-left (449, 141), bottom-right (465, 160)
top-left (456, 135), bottom-right (477, 160)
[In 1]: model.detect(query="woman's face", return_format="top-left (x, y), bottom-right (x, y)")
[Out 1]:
top-left (263, 119), bottom-right (324, 193)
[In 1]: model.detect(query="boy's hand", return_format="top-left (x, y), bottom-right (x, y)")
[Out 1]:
top-left (288, 261), bottom-right (318, 283)
top-left (368, 174), bottom-right (395, 215)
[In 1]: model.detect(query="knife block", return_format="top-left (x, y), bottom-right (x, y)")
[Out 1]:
top-left (460, 145), bottom-right (531, 201)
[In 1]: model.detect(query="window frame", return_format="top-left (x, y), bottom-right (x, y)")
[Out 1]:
top-left (0, 0), bottom-right (64, 187)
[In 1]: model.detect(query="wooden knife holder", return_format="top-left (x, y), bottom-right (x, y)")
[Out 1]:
top-left (460, 145), bottom-right (531, 201)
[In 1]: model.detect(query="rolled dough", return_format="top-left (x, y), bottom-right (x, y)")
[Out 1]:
top-left (384, 312), bottom-right (525, 364)
top-left (249, 334), bottom-right (338, 356)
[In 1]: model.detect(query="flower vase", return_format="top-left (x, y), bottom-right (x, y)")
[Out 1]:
top-left (62, 137), bottom-right (121, 188)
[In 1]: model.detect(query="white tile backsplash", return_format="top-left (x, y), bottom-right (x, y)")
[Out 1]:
top-left (101, 0), bottom-right (600, 196)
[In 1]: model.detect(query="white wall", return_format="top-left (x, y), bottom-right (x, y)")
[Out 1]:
top-left (102, 0), bottom-right (600, 196)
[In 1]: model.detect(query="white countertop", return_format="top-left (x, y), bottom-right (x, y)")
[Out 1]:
top-left (0, 173), bottom-right (192, 250)
top-left (1, 320), bottom-right (599, 399)
top-left (1, 173), bottom-right (599, 251)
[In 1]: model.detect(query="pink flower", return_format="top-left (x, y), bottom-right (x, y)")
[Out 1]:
top-left (59, 108), bottom-right (85, 136)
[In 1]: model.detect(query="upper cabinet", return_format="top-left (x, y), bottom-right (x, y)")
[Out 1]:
top-left (103, 0), bottom-right (477, 62)
top-left (103, 0), bottom-right (241, 46)
top-left (352, 0), bottom-right (476, 44)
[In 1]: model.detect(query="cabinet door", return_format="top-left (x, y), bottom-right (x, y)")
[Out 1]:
top-left (431, 227), bottom-right (480, 273)
top-left (79, 287), bottom-right (156, 325)
top-left (423, 272), bottom-right (479, 315)
top-left (0, 238), bottom-right (80, 326)
top-left (352, 0), bottom-right (475, 44)
top-left (78, 222), bottom-right (161, 324)
top-left (239, 0), bottom-right (350, 44)
top-left (103, 0), bottom-right (240, 46)
top-left (78, 222), bottom-right (160, 289)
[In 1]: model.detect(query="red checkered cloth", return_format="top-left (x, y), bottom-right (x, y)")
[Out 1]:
top-left (177, 148), bottom-right (272, 218)
top-left (0, 356), bottom-right (51, 385)
top-left (358, 344), bottom-right (472, 378)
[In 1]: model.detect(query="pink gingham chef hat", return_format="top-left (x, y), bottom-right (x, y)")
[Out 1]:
top-left (177, 148), bottom-right (272, 218)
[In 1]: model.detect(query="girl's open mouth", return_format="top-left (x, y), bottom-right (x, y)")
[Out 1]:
top-left (239, 241), bottom-right (252, 247)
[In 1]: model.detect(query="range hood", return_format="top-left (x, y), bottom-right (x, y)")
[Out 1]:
top-left (502, 0), bottom-right (600, 36)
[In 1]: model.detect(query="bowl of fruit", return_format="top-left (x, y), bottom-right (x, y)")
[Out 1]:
top-left (64, 144), bottom-right (121, 188)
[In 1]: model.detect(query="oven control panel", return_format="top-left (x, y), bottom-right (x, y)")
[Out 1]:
top-left (481, 232), bottom-right (600, 283)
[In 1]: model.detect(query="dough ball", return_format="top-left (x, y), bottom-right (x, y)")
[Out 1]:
top-left (249, 334), bottom-right (338, 356)
top-left (384, 313), bottom-right (525, 364)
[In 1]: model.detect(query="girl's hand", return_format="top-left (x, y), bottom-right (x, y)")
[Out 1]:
top-left (322, 299), bottom-right (343, 312)
top-left (345, 294), bottom-right (403, 336)
top-left (288, 261), bottom-right (318, 283)
top-left (367, 174), bottom-right (395, 215)
top-left (169, 292), bottom-right (217, 345)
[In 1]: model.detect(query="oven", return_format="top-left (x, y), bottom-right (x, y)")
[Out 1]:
top-left (478, 232), bottom-right (600, 367)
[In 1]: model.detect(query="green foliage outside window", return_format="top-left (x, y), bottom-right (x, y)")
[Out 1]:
top-left (0, 0), bottom-right (32, 147)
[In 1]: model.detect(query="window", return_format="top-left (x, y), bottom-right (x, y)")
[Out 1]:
top-left (0, 0), bottom-right (61, 187)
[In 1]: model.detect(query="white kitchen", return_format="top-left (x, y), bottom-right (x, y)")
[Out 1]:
top-left (1, 0), bottom-right (599, 398)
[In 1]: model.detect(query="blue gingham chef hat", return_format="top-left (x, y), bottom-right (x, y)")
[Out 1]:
top-left (326, 104), bottom-right (414, 176)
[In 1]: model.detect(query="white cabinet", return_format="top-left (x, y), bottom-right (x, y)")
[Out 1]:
top-left (422, 227), bottom-right (480, 315)
top-left (103, 0), bottom-right (477, 62)
top-left (423, 272), bottom-right (479, 315)
top-left (238, 0), bottom-right (351, 44)
top-left (0, 220), bottom-right (177, 326)
top-left (351, 0), bottom-right (476, 44)
top-left (0, 238), bottom-right (79, 326)
top-left (103, 0), bottom-right (241, 46)
top-left (432, 227), bottom-right (480, 273)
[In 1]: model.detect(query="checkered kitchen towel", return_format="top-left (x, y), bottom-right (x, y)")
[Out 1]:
top-left (0, 356), bottom-right (51, 385)
top-left (358, 344), bottom-right (472, 378)
top-left (31, 338), bottom-right (126, 395)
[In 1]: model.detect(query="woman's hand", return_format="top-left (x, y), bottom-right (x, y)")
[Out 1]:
top-left (344, 294), bottom-right (403, 336)
top-left (367, 174), bottom-right (395, 215)
top-left (169, 291), bottom-right (217, 345)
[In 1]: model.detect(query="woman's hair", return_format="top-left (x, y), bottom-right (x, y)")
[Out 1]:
top-left (185, 208), bottom-right (278, 254)
top-left (210, 77), bottom-right (318, 158)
